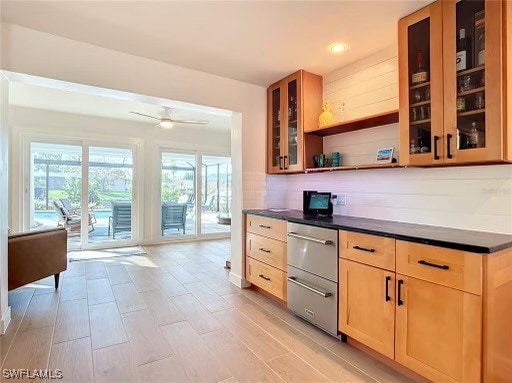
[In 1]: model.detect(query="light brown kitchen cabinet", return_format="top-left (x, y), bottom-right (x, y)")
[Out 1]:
top-left (395, 276), bottom-right (482, 383)
top-left (339, 229), bottom-right (512, 383)
top-left (399, 0), bottom-right (508, 165)
top-left (339, 259), bottom-right (396, 359)
top-left (267, 70), bottom-right (323, 174)
top-left (244, 214), bottom-right (287, 301)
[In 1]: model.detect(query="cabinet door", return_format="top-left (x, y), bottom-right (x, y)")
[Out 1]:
top-left (443, 0), bottom-right (504, 163)
top-left (267, 83), bottom-right (286, 174)
top-left (398, 1), bottom-right (444, 166)
top-left (395, 275), bottom-right (482, 383)
top-left (282, 72), bottom-right (304, 172)
top-left (339, 259), bottom-right (395, 359)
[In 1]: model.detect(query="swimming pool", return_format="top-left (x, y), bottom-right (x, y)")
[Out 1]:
top-left (35, 210), bottom-right (112, 221)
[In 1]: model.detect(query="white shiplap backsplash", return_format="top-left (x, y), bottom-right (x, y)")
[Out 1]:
top-left (267, 165), bottom-right (512, 235)
top-left (265, 46), bottom-right (512, 235)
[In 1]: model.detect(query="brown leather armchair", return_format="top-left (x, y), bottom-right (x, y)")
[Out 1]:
top-left (8, 228), bottom-right (68, 290)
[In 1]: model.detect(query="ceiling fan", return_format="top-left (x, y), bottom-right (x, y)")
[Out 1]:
top-left (130, 107), bottom-right (208, 129)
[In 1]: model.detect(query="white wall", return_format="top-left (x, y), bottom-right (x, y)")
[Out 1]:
top-left (0, 73), bottom-right (11, 333)
top-left (8, 105), bottom-right (231, 242)
top-left (267, 165), bottom-right (512, 234)
top-left (324, 46), bottom-right (398, 123)
top-left (268, 45), bottom-right (512, 235)
top-left (1, 22), bottom-right (268, 288)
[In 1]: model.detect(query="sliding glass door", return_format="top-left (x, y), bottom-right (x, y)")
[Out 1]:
top-left (161, 151), bottom-right (196, 238)
top-left (28, 140), bottom-right (136, 249)
top-left (87, 146), bottom-right (133, 245)
top-left (201, 155), bottom-right (231, 235)
top-left (30, 142), bottom-right (83, 248)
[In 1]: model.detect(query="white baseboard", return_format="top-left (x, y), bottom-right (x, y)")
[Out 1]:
top-left (229, 272), bottom-right (251, 288)
top-left (0, 306), bottom-right (11, 334)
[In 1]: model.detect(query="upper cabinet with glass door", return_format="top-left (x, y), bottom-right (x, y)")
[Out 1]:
top-left (267, 70), bottom-right (322, 174)
top-left (442, 0), bottom-right (505, 163)
top-left (399, 0), bottom-right (508, 166)
top-left (398, 1), bottom-right (444, 166)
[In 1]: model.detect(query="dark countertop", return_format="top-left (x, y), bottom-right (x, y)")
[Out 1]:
top-left (243, 209), bottom-right (512, 254)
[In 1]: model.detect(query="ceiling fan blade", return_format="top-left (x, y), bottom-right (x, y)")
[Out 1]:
top-left (130, 111), bottom-right (161, 121)
top-left (170, 119), bottom-right (209, 125)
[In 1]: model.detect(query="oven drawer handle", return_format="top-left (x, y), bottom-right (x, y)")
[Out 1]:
top-left (287, 277), bottom-right (332, 298)
top-left (353, 245), bottom-right (376, 253)
top-left (287, 232), bottom-right (334, 245)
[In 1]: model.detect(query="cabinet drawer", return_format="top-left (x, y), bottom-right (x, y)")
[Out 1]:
top-left (246, 257), bottom-right (287, 301)
top-left (396, 241), bottom-right (482, 295)
top-left (246, 214), bottom-right (287, 242)
top-left (339, 231), bottom-right (396, 271)
top-left (246, 233), bottom-right (286, 271)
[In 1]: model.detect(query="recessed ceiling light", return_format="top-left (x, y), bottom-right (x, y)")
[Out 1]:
top-left (329, 43), bottom-right (347, 54)
top-left (159, 120), bottom-right (174, 129)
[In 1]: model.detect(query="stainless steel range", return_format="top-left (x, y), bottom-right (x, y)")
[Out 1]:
top-left (286, 222), bottom-right (339, 336)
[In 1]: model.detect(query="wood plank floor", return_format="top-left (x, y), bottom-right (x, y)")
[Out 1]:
top-left (0, 239), bottom-right (413, 383)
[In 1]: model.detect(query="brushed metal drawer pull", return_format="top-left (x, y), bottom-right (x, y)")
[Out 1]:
top-left (258, 224), bottom-right (271, 229)
top-left (258, 274), bottom-right (271, 281)
top-left (418, 260), bottom-right (449, 270)
top-left (287, 232), bottom-right (333, 245)
top-left (259, 248), bottom-right (271, 253)
top-left (353, 245), bottom-right (376, 253)
top-left (287, 277), bottom-right (332, 298)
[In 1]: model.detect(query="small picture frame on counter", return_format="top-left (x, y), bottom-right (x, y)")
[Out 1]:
top-left (375, 147), bottom-right (394, 164)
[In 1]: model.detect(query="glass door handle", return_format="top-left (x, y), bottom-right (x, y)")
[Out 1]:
top-left (283, 155), bottom-right (288, 170)
top-left (433, 136), bottom-right (440, 160)
top-left (446, 134), bottom-right (453, 159)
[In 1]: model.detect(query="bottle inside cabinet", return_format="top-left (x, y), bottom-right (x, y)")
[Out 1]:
top-left (454, 0), bottom-right (486, 151)
top-left (407, 17), bottom-right (432, 155)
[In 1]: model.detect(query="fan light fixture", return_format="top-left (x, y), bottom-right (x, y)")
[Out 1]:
top-left (159, 120), bottom-right (174, 129)
top-left (329, 43), bottom-right (347, 53)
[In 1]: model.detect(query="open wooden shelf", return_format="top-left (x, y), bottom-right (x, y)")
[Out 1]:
top-left (409, 81), bottom-right (431, 90)
top-left (410, 118), bottom-right (431, 126)
top-left (456, 65), bottom-right (485, 76)
top-left (458, 109), bottom-right (485, 117)
top-left (410, 100), bottom-right (431, 107)
top-left (457, 86), bottom-right (485, 97)
top-left (307, 110), bottom-right (399, 137)
top-left (304, 163), bottom-right (401, 173)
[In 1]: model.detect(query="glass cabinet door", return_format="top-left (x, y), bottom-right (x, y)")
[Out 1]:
top-left (443, 0), bottom-right (503, 162)
top-left (268, 85), bottom-right (284, 173)
top-left (399, 2), bottom-right (443, 166)
top-left (283, 75), bottom-right (303, 172)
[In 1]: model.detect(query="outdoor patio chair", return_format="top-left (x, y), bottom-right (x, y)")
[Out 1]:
top-left (60, 198), bottom-right (97, 224)
top-left (161, 202), bottom-right (187, 235)
top-left (109, 200), bottom-right (132, 239)
top-left (53, 201), bottom-right (95, 232)
top-left (201, 195), bottom-right (217, 212)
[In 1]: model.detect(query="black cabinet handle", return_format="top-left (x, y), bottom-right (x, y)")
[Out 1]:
top-left (446, 134), bottom-right (453, 159)
top-left (418, 259), bottom-right (449, 270)
top-left (433, 136), bottom-right (440, 160)
top-left (279, 156), bottom-right (283, 170)
top-left (259, 247), bottom-right (271, 253)
top-left (397, 279), bottom-right (404, 306)
top-left (258, 224), bottom-right (271, 229)
top-left (385, 276), bottom-right (391, 302)
top-left (283, 155), bottom-right (288, 170)
top-left (353, 245), bottom-right (376, 253)
top-left (259, 274), bottom-right (271, 281)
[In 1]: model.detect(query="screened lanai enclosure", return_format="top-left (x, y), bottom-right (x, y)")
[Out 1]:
top-left (29, 143), bottom-right (231, 248)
